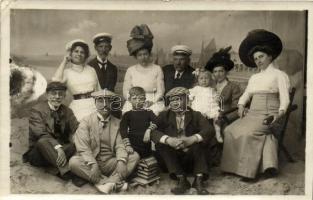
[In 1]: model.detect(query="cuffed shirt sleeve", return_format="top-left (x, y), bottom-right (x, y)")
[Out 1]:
top-left (194, 134), bottom-right (203, 142)
top-left (278, 71), bottom-right (291, 112)
top-left (160, 135), bottom-right (169, 144)
top-left (238, 76), bottom-right (253, 106)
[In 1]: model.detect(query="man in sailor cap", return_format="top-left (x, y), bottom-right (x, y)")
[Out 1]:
top-left (88, 33), bottom-right (118, 92)
top-left (163, 45), bottom-right (195, 94)
top-left (69, 89), bottom-right (139, 194)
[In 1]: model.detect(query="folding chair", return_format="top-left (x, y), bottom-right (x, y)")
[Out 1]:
top-left (275, 87), bottom-right (298, 162)
top-left (218, 87), bottom-right (298, 163)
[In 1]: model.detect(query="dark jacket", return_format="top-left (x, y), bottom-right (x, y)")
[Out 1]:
top-left (220, 81), bottom-right (242, 123)
top-left (28, 101), bottom-right (79, 149)
top-left (163, 64), bottom-right (195, 94)
top-left (88, 57), bottom-right (118, 91)
top-left (152, 108), bottom-right (215, 144)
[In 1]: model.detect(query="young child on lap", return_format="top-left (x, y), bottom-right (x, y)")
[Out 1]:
top-left (189, 70), bottom-right (223, 143)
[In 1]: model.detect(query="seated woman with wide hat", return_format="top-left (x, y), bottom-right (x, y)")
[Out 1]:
top-left (220, 29), bottom-right (290, 181)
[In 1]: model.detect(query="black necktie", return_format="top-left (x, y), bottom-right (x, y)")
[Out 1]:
top-left (100, 120), bottom-right (108, 128)
top-left (51, 110), bottom-right (61, 138)
top-left (175, 72), bottom-right (181, 79)
top-left (98, 61), bottom-right (107, 70)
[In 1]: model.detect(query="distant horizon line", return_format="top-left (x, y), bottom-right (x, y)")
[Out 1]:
top-left (11, 52), bottom-right (204, 57)
top-left (11, 51), bottom-right (241, 58)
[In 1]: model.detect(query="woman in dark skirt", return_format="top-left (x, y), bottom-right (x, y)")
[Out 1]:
top-left (220, 29), bottom-right (290, 181)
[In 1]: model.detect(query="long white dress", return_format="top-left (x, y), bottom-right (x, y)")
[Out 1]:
top-left (122, 63), bottom-right (165, 116)
top-left (62, 64), bottom-right (99, 121)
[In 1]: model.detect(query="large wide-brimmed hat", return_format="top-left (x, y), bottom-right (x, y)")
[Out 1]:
top-left (127, 24), bottom-right (154, 56)
top-left (205, 46), bottom-right (234, 72)
top-left (239, 29), bottom-right (283, 68)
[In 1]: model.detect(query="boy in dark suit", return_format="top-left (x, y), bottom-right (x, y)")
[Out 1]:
top-left (152, 87), bottom-right (215, 195)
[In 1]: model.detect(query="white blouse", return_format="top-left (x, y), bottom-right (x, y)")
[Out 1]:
top-left (123, 63), bottom-right (165, 102)
top-left (63, 64), bottom-right (99, 95)
top-left (189, 86), bottom-right (220, 119)
top-left (238, 63), bottom-right (290, 111)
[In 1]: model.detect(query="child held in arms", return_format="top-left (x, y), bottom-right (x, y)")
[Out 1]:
top-left (189, 69), bottom-right (223, 143)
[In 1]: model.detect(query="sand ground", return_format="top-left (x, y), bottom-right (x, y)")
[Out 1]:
top-left (10, 115), bottom-right (304, 195)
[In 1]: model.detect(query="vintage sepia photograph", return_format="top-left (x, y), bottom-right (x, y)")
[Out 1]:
top-left (1, 0), bottom-right (311, 198)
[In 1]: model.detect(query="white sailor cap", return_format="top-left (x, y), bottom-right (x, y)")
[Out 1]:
top-left (93, 32), bottom-right (113, 45)
top-left (171, 45), bottom-right (192, 56)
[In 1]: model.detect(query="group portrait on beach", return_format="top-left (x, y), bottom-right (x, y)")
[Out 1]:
top-left (8, 9), bottom-right (306, 195)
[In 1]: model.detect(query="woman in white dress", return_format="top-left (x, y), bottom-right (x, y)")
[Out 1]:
top-left (220, 30), bottom-right (290, 181)
top-left (52, 39), bottom-right (100, 121)
top-left (122, 24), bottom-right (165, 115)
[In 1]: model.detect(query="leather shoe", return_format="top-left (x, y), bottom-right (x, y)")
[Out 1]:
top-left (95, 182), bottom-right (116, 194)
top-left (240, 177), bottom-right (257, 183)
top-left (57, 171), bottom-right (72, 181)
top-left (170, 175), bottom-right (191, 195)
top-left (192, 175), bottom-right (209, 195)
top-left (263, 168), bottom-right (278, 179)
top-left (72, 174), bottom-right (88, 187)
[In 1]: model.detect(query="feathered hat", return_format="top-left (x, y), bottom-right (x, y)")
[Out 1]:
top-left (239, 29), bottom-right (282, 68)
top-left (127, 24), bottom-right (154, 56)
top-left (205, 46), bottom-right (234, 72)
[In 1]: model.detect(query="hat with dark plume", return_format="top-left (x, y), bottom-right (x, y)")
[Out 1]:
top-left (239, 29), bottom-right (283, 68)
top-left (46, 81), bottom-right (67, 92)
top-left (205, 46), bottom-right (234, 72)
top-left (127, 24), bottom-right (154, 56)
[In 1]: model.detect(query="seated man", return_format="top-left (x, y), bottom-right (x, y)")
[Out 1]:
top-left (152, 87), bottom-right (215, 195)
top-left (23, 81), bottom-right (85, 186)
top-left (69, 89), bottom-right (140, 194)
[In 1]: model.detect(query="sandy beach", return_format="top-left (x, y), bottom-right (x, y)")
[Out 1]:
top-left (10, 113), bottom-right (304, 195)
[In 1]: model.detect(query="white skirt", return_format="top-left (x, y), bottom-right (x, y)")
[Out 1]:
top-left (69, 98), bottom-right (96, 122)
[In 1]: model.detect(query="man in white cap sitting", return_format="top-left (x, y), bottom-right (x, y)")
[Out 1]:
top-left (69, 89), bottom-right (140, 194)
top-left (88, 33), bottom-right (118, 92)
top-left (163, 45), bottom-right (195, 94)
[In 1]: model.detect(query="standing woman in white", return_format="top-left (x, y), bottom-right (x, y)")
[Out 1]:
top-left (122, 24), bottom-right (165, 116)
top-left (52, 39), bottom-right (100, 121)
top-left (220, 30), bottom-right (290, 181)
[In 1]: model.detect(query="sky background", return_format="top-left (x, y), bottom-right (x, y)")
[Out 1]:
top-left (10, 10), bottom-right (306, 56)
